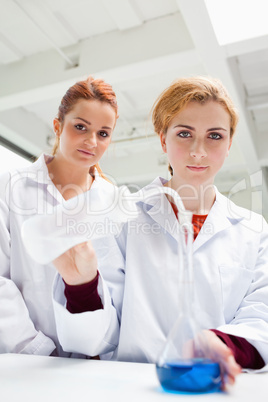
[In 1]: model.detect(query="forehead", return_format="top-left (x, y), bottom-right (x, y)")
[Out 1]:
top-left (69, 99), bottom-right (114, 115)
top-left (169, 101), bottom-right (231, 127)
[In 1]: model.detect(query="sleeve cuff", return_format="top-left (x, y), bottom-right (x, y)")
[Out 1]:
top-left (64, 271), bottom-right (103, 313)
top-left (211, 329), bottom-right (265, 369)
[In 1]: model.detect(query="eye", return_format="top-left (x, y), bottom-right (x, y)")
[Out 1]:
top-left (75, 124), bottom-right (86, 132)
top-left (178, 131), bottom-right (191, 138)
top-left (98, 131), bottom-right (109, 138)
top-left (209, 133), bottom-right (222, 140)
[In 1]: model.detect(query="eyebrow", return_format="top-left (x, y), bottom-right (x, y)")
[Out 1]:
top-left (208, 127), bottom-right (227, 132)
top-left (173, 124), bottom-right (227, 132)
top-left (173, 124), bottom-right (194, 130)
top-left (74, 117), bottom-right (112, 130)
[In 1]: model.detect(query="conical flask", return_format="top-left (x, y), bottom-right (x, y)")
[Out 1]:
top-left (156, 205), bottom-right (221, 393)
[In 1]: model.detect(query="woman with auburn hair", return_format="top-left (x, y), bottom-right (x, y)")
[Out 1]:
top-left (51, 76), bottom-right (267, 385)
top-left (0, 75), bottom-right (118, 356)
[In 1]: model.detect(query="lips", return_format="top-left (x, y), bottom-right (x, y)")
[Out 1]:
top-left (77, 149), bottom-right (95, 156)
top-left (187, 166), bottom-right (208, 172)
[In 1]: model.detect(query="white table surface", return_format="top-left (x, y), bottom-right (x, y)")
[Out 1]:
top-left (0, 353), bottom-right (267, 402)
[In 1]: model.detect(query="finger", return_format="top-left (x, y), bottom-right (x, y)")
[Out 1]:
top-left (220, 355), bottom-right (241, 390)
top-left (225, 354), bottom-right (241, 376)
top-left (221, 374), bottom-right (235, 392)
top-left (219, 359), bottom-right (238, 391)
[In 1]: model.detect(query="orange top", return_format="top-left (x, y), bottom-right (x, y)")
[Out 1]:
top-left (170, 202), bottom-right (207, 240)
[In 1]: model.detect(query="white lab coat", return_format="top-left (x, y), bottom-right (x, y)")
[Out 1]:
top-left (0, 153), bottom-right (116, 356)
top-left (53, 177), bottom-right (268, 368)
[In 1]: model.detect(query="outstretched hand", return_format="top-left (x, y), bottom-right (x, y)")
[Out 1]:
top-left (53, 241), bottom-right (98, 286)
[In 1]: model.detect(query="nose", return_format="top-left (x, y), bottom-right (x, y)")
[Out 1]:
top-left (84, 132), bottom-right (97, 147)
top-left (190, 139), bottom-right (207, 159)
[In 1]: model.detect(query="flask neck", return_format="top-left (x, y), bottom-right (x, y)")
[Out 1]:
top-left (177, 222), bottom-right (194, 315)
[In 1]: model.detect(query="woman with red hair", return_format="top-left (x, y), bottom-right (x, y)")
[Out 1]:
top-left (0, 75), bottom-right (118, 357)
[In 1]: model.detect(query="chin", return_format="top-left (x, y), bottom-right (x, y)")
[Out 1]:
top-left (75, 159), bottom-right (95, 168)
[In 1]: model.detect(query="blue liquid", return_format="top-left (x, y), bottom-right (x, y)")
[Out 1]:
top-left (156, 358), bottom-right (221, 393)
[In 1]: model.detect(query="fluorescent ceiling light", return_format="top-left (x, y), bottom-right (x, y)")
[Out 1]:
top-left (205, 0), bottom-right (268, 45)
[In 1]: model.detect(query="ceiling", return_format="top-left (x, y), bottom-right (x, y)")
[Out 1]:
top-left (1, 0), bottom-right (268, 218)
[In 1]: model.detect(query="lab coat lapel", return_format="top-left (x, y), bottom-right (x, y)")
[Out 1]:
top-left (193, 188), bottom-right (241, 252)
top-left (23, 154), bottom-right (63, 205)
top-left (136, 176), bottom-right (181, 240)
top-left (143, 193), bottom-right (180, 242)
top-left (193, 204), bottom-right (230, 252)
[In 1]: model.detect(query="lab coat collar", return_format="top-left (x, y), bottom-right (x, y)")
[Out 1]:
top-left (17, 153), bottom-right (110, 205)
top-left (137, 177), bottom-right (246, 250)
top-left (136, 176), bottom-right (169, 206)
top-left (16, 153), bottom-right (53, 185)
top-left (136, 177), bottom-right (180, 241)
top-left (193, 187), bottom-right (244, 252)
top-left (12, 154), bottom-right (63, 204)
top-left (30, 154), bottom-right (64, 203)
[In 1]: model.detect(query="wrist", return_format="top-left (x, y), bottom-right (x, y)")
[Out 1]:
top-left (63, 269), bottom-right (98, 286)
